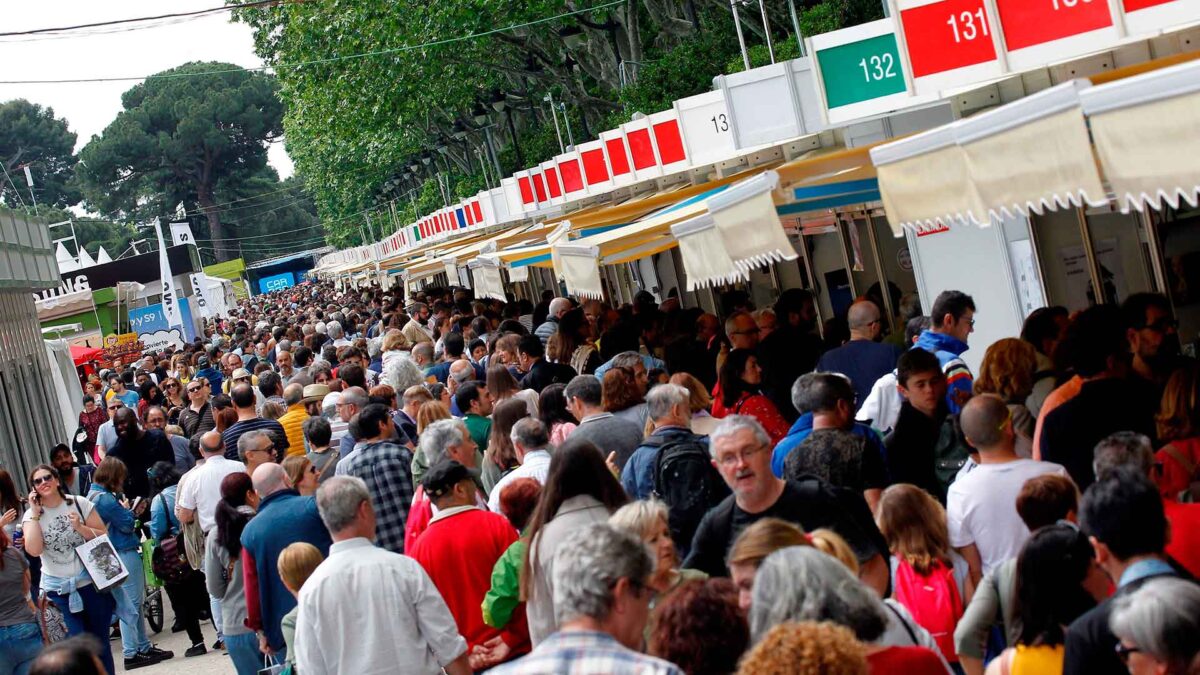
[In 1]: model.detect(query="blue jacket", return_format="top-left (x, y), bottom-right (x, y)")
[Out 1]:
top-left (913, 330), bottom-right (973, 415)
top-left (621, 426), bottom-right (704, 500)
top-left (771, 413), bottom-right (888, 478)
top-left (149, 485), bottom-right (178, 541)
top-left (86, 486), bottom-right (140, 552)
top-left (240, 490), bottom-right (332, 650)
top-left (195, 366), bottom-right (223, 393)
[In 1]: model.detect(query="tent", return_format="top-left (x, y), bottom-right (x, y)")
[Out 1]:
top-left (70, 345), bottom-right (104, 367)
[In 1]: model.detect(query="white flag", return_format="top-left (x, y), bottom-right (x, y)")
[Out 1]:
top-left (155, 222), bottom-right (183, 329)
top-left (189, 273), bottom-right (214, 318)
top-left (169, 221), bottom-right (195, 247)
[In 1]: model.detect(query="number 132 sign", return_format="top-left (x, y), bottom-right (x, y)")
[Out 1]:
top-left (892, 0), bottom-right (1007, 95)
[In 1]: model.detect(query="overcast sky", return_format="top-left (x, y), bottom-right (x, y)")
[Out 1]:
top-left (0, 1), bottom-right (294, 178)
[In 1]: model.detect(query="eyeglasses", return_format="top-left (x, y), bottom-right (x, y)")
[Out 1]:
top-left (1114, 643), bottom-right (1142, 663)
top-left (1140, 318), bottom-right (1178, 333)
top-left (108, 403), bottom-right (124, 410)
top-left (731, 327), bottom-right (761, 336)
top-left (187, 386), bottom-right (203, 393)
top-left (32, 474), bottom-right (56, 486)
top-left (165, 383), bottom-right (179, 389)
top-left (307, 465), bottom-right (319, 475)
top-left (715, 444), bottom-right (768, 468)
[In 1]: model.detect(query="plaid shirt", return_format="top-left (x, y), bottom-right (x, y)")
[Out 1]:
top-left (490, 630), bottom-right (683, 675)
top-left (341, 440), bottom-right (415, 554)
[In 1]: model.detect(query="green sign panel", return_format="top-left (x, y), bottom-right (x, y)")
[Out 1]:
top-left (816, 33), bottom-right (907, 109)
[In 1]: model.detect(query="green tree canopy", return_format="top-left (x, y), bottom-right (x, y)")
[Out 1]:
top-left (0, 99), bottom-right (80, 209)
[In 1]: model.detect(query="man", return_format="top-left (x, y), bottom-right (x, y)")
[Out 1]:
top-left (339, 404), bottom-right (416, 554)
top-left (949, 394), bottom-right (1068, 585)
top-left (772, 374), bottom-right (890, 482)
top-left (51, 443), bottom-right (93, 497)
top-left (257, 371), bottom-right (284, 404)
top-left (446, 360), bottom-right (475, 416)
top-left (428, 333), bottom-right (485, 383)
top-left (518, 335), bottom-right (576, 394)
top-left (143, 406), bottom-right (193, 472)
top-left (816, 300), bottom-right (904, 412)
top-left (592, 351), bottom-right (657, 405)
top-left (412, 342), bottom-right (436, 376)
top-left (275, 348), bottom-right (296, 384)
top-left (490, 524), bottom-right (683, 675)
top-left (107, 407), bottom-right (175, 499)
top-left (779, 373), bottom-right (888, 513)
top-left (1039, 305), bottom-right (1157, 490)
top-left (178, 377), bottom-right (215, 440)
top-left (194, 355), bottom-right (223, 394)
top-left (238, 430), bottom-right (277, 477)
top-left (105, 373), bottom-right (140, 410)
top-left (336, 347), bottom-right (378, 388)
top-left (408, 419), bottom-right (485, 553)
top-left (456, 381), bottom-right (494, 452)
top-left (224, 368), bottom-right (264, 410)
top-left (535, 297), bottom-right (571, 347)
top-left (682, 415), bottom-right (889, 594)
top-left (410, 461), bottom-right (525, 667)
top-left (665, 312), bottom-right (721, 390)
top-left (277, 383), bottom-right (310, 457)
top-left (403, 302), bottom-right (434, 346)
top-left (177, 431), bottom-right (247, 534)
top-left (394, 385), bottom-right (431, 447)
top-left (293, 476), bottom-right (471, 675)
top-left (326, 320), bottom-right (350, 348)
top-left (857, 316), bottom-right (931, 434)
top-left (241, 463), bottom-right (333, 661)
top-left (564, 375), bottom-right (643, 470)
top-left (140, 355), bottom-right (164, 384)
top-left (756, 289), bottom-right (824, 423)
top-left (221, 384), bottom-right (288, 461)
top-left (488, 418), bottom-right (553, 513)
top-left (621, 383), bottom-right (704, 500)
top-left (1063, 470), bottom-right (1188, 675)
top-left (93, 397), bottom-right (127, 460)
top-left (1122, 292), bottom-right (1186, 393)
top-left (913, 290), bottom-right (976, 415)
top-left (884, 347), bottom-right (967, 500)
top-left (724, 311), bottom-right (760, 353)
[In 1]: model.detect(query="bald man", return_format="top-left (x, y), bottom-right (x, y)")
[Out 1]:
top-left (815, 300), bottom-right (904, 415)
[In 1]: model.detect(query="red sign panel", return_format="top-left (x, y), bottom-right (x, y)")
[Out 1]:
top-left (605, 137), bottom-right (631, 175)
top-left (532, 171), bottom-right (548, 203)
top-left (472, 201), bottom-right (483, 223)
top-left (465, 204), bottom-right (475, 226)
top-left (900, 0), bottom-right (998, 77)
top-left (559, 158), bottom-right (585, 193)
top-left (626, 128), bottom-right (657, 170)
top-left (517, 176), bottom-right (534, 204)
top-left (652, 120), bottom-right (687, 165)
top-left (581, 149), bottom-right (610, 185)
top-left (995, 0), bottom-right (1113, 50)
top-left (544, 167), bottom-right (562, 198)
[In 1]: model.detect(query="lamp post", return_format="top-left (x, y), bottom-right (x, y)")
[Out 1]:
top-left (558, 102), bottom-right (576, 148)
top-left (544, 92), bottom-right (565, 153)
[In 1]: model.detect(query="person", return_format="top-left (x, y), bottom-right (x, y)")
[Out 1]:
top-left (603, 366), bottom-right (650, 432)
top-left (518, 335), bottom-right (576, 393)
top-left (276, 543), bottom-right (324, 674)
top-left (0, 512), bottom-right (41, 675)
top-left (1020, 306), bottom-right (1069, 418)
top-left (493, 524), bottom-right (684, 675)
top-left (282, 455), bottom-right (319, 496)
top-left (950, 394), bottom-right (1068, 584)
top-left (237, 429), bottom-right (277, 478)
top-left (1109, 577), bottom-right (1200, 675)
top-left (27, 635), bottom-right (108, 675)
top-left (670, 372), bottom-right (719, 436)
top-left (621, 383), bottom-right (705, 500)
top-left (176, 430), bottom-right (247, 534)
top-left (50, 444), bottom-right (92, 498)
top-left (147, 461), bottom-right (208, 658)
top-left (647, 578), bottom-right (747, 675)
top-left (1123, 292), bottom-right (1186, 392)
top-left (857, 316), bottom-right (931, 434)
top-left (394, 384), bottom-right (431, 446)
top-left (293, 476), bottom-right (471, 675)
top-left (487, 363), bottom-right (540, 417)
top-left (609, 499), bottom-right (706, 609)
top-left (302, 416), bottom-right (338, 483)
top-left (428, 333), bottom-right (482, 384)
top-left (87, 458), bottom-right (173, 670)
top-left (986, 524), bottom-right (1108, 675)
top-left (552, 308), bottom-right (602, 375)
top-left (77, 396), bottom-right (106, 464)
top-left (1154, 364), bottom-right (1200, 501)
top-left (142, 406), bottom-right (193, 472)
top-left (973, 338), bottom-right (1038, 458)
top-left (277, 383), bottom-right (310, 458)
top-left (136, 380), bottom-right (165, 421)
top-left (683, 416), bottom-right (889, 596)
top-left (782, 373), bottom-right (888, 512)
top-left (410, 461), bottom-right (526, 669)
top-left (106, 407), bottom-right (175, 499)
top-left (563, 375), bottom-right (644, 470)
top-left (221, 384), bottom-right (288, 462)
top-left (178, 377), bottom-right (215, 440)
top-left (914, 290), bottom-right (976, 415)
top-left (406, 418), bottom-right (483, 553)
top-left (712, 349), bottom-right (790, 446)
top-left (816, 300), bottom-right (904, 412)
top-left (726, 517), bottom-right (811, 610)
top-left (487, 411), bottom-right (548, 514)
top-left (534, 297), bottom-right (571, 347)
top-left (205, 472), bottom-right (260, 675)
top-left (756, 289), bottom-right (825, 423)
top-left (538, 383), bottom-right (577, 447)
top-left (105, 373), bottom-right (141, 410)
top-left (738, 621), bottom-right (869, 675)
top-left (482, 478), bottom-right (543, 635)
top-left (20, 465), bottom-right (118, 675)
top-left (240, 463), bottom-right (333, 661)
top-left (457, 380), bottom-right (494, 453)
top-left (1063, 470), bottom-right (1185, 675)
top-left (331, 386), bottom-right (368, 459)
top-left (881, 348), bottom-right (964, 500)
top-left (748, 546), bottom-right (946, 674)
top-left (521, 438), bottom-right (628, 646)
top-left (875, 484), bottom-right (970, 667)
top-left (339, 403), bottom-right (416, 554)
top-left (194, 355), bottom-right (223, 394)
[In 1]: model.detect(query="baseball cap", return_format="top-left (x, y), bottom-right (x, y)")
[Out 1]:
top-left (196, 355), bottom-right (210, 368)
top-left (422, 460), bottom-right (472, 499)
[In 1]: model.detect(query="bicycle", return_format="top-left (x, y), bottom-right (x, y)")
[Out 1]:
top-left (142, 539), bottom-right (165, 633)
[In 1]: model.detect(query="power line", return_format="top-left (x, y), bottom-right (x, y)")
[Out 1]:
top-left (193, 222), bottom-right (325, 242)
top-left (0, 0), bottom-right (292, 37)
top-left (0, 0), bottom-right (625, 84)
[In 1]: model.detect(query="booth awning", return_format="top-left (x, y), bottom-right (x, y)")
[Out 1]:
top-left (871, 125), bottom-right (981, 234)
top-left (70, 345), bottom-right (104, 367)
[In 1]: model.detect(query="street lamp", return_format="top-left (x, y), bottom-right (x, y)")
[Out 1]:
top-left (544, 93), bottom-right (565, 153)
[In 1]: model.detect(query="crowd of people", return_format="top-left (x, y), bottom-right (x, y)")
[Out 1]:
top-left (1, 278), bottom-right (1199, 675)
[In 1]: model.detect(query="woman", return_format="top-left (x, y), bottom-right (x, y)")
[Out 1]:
top-left (168, 354), bottom-right (193, 384)
top-left (974, 338), bottom-right (1038, 457)
top-left (985, 524), bottom-right (1108, 675)
top-left (147, 461), bottom-right (207, 657)
top-left (483, 478), bottom-right (542, 632)
top-left (728, 518), bottom-right (813, 611)
top-left (426, 382), bottom-right (453, 411)
top-left (281, 456), bottom-right (318, 496)
top-left (86, 458), bottom-right (165, 669)
top-left (20, 465), bottom-right (116, 675)
top-left (483, 399), bottom-right (529, 495)
top-left (648, 579), bottom-right (748, 675)
top-left (1155, 364), bottom-right (1200, 500)
top-left (1110, 577), bottom-right (1200, 675)
top-left (369, 384), bottom-right (398, 410)
top-left (521, 437), bottom-right (628, 646)
top-left (277, 543), bottom-right (324, 673)
top-left (488, 363), bottom-right (539, 417)
top-left (538, 384), bottom-right (577, 447)
top-left (713, 349), bottom-right (790, 445)
top-left (416, 400), bottom-right (452, 435)
top-left (205, 472), bottom-right (260, 675)
top-left (83, 380), bottom-right (103, 407)
top-left (670, 373), bottom-right (719, 436)
top-left (603, 367), bottom-right (649, 431)
top-left (215, 407), bottom-right (239, 434)
top-left (383, 354), bottom-right (424, 395)
top-left (738, 622), bottom-right (869, 675)
top-left (77, 396), bottom-right (106, 463)
top-left (137, 381), bottom-right (166, 421)
top-left (0, 524), bottom-right (40, 675)
top-left (160, 378), bottom-right (186, 424)
top-left (553, 308), bottom-right (602, 375)
top-left (749, 546), bottom-right (945, 674)
top-left (0, 470), bottom-right (21, 545)
top-left (610, 499), bottom-right (706, 608)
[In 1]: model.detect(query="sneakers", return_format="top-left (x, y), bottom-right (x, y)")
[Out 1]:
top-left (185, 643), bottom-right (207, 658)
top-left (124, 647), bottom-right (173, 671)
top-left (212, 638), bottom-right (225, 651)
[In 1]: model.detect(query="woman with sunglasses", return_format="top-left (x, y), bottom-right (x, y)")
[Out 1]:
top-left (20, 464), bottom-right (117, 675)
top-left (281, 456), bottom-right (318, 496)
top-left (160, 378), bottom-right (186, 425)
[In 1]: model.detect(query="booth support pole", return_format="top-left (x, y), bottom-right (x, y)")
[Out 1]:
top-left (864, 213), bottom-right (896, 328)
top-left (730, 0), bottom-right (751, 70)
top-left (1075, 208), bottom-right (1107, 305)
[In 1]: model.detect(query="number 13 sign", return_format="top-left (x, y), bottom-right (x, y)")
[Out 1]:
top-left (892, 0), bottom-right (1007, 95)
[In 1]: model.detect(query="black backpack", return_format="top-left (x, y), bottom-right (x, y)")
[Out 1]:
top-left (650, 433), bottom-right (730, 554)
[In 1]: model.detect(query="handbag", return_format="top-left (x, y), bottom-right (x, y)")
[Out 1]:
top-left (258, 653), bottom-right (285, 675)
top-left (151, 494), bottom-right (196, 584)
top-left (37, 592), bottom-right (69, 644)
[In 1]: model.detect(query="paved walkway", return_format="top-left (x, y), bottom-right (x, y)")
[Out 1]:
top-left (113, 589), bottom-right (235, 675)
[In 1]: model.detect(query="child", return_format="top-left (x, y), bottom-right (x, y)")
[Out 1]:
top-left (277, 542), bottom-right (325, 671)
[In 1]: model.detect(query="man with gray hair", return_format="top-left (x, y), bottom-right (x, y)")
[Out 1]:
top-left (489, 524), bottom-right (682, 674)
top-left (564, 375), bottom-right (644, 470)
top-left (816, 299), bottom-right (904, 413)
top-left (326, 320), bottom-right (349, 347)
top-left (406, 418), bottom-right (484, 553)
top-left (294, 476), bottom-right (471, 675)
top-left (534, 297), bottom-right (572, 347)
top-left (621, 383), bottom-right (700, 499)
top-left (447, 360), bottom-right (475, 415)
top-left (682, 415), bottom-right (889, 595)
top-left (333, 386), bottom-right (368, 459)
top-left (487, 417), bottom-right (553, 513)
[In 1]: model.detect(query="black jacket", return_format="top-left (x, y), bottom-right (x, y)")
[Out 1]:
top-left (520, 359), bottom-right (577, 394)
top-left (1063, 568), bottom-right (1185, 675)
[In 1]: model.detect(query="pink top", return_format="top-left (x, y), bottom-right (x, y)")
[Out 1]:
top-left (550, 422), bottom-right (577, 447)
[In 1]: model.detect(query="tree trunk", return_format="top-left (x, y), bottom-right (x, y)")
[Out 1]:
top-left (196, 183), bottom-right (228, 262)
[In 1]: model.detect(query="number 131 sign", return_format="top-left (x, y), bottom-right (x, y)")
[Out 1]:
top-left (893, 0), bottom-right (1007, 95)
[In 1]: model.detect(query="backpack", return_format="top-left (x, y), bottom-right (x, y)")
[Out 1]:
top-left (933, 415), bottom-right (971, 496)
top-left (1160, 443), bottom-right (1200, 503)
top-left (892, 559), bottom-right (963, 663)
top-left (650, 433), bottom-right (730, 554)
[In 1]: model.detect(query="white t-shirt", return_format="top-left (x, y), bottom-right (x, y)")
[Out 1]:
top-left (947, 458), bottom-right (1067, 575)
top-left (177, 456), bottom-right (247, 533)
top-left (23, 496), bottom-right (95, 582)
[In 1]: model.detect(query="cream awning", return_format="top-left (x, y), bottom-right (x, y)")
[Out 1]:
top-left (871, 124), bottom-right (982, 234)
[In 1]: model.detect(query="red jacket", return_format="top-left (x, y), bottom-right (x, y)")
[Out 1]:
top-left (409, 506), bottom-right (529, 657)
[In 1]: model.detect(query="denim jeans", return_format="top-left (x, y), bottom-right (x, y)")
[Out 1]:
top-left (114, 548), bottom-right (153, 658)
top-left (224, 632), bottom-right (263, 675)
top-left (210, 593), bottom-right (224, 641)
top-left (0, 621), bottom-right (42, 675)
top-left (47, 583), bottom-right (116, 675)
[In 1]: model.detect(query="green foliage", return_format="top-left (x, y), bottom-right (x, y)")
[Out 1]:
top-left (0, 100), bottom-right (80, 209)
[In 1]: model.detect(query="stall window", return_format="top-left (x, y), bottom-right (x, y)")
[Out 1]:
top-left (1158, 207), bottom-right (1200, 356)
top-left (1031, 208), bottom-right (1158, 312)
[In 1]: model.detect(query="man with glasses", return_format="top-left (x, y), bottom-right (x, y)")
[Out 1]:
top-left (816, 300), bottom-right (904, 414)
top-left (682, 415), bottom-right (889, 595)
top-left (51, 443), bottom-right (93, 497)
top-left (104, 373), bottom-right (141, 411)
top-left (178, 378), bottom-right (215, 440)
top-left (1122, 292), bottom-right (1188, 393)
top-left (143, 406), bottom-right (194, 472)
top-left (914, 290), bottom-right (977, 415)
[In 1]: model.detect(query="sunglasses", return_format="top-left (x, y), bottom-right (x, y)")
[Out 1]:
top-left (108, 404), bottom-right (123, 410)
top-left (32, 474), bottom-right (56, 486)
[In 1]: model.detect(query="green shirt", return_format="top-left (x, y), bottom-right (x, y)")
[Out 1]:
top-left (482, 539), bottom-right (526, 629)
top-left (464, 413), bottom-right (492, 455)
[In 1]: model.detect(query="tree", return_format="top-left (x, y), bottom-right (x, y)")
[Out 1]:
top-left (0, 100), bottom-right (80, 209)
top-left (75, 62), bottom-right (284, 261)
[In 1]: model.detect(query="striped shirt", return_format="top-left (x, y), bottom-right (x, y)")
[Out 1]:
top-left (221, 417), bottom-right (289, 461)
